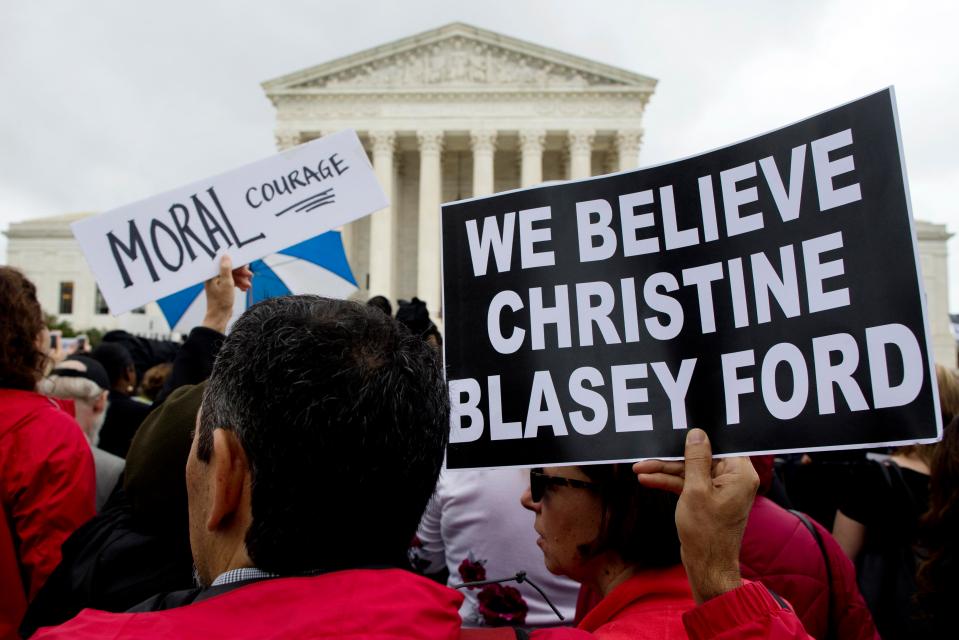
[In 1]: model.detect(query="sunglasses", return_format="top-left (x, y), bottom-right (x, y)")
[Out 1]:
top-left (529, 468), bottom-right (597, 502)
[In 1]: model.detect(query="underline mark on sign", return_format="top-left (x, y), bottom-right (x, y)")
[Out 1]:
top-left (273, 188), bottom-right (336, 217)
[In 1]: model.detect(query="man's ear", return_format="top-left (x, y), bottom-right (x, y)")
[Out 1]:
top-left (93, 390), bottom-right (108, 415)
top-left (206, 428), bottom-right (250, 532)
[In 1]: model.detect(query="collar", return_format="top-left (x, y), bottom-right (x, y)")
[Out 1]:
top-left (577, 564), bottom-right (692, 632)
top-left (209, 561), bottom-right (403, 588)
top-left (211, 567), bottom-right (279, 587)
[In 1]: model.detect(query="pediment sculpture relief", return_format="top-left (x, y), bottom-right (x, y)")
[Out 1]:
top-left (293, 36), bottom-right (625, 90)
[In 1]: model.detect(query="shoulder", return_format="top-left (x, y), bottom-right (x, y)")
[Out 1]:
top-left (111, 395), bottom-right (153, 415)
top-left (31, 608), bottom-right (139, 639)
top-left (1, 389), bottom-right (61, 428)
top-left (578, 568), bottom-right (693, 638)
top-left (1, 390), bottom-right (88, 453)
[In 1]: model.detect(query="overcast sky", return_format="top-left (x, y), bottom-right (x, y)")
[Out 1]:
top-left (2, 0), bottom-right (957, 309)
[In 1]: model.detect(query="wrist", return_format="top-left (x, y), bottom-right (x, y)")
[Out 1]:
top-left (681, 545), bottom-right (743, 605)
top-left (202, 312), bottom-right (230, 334)
top-left (690, 568), bottom-right (742, 605)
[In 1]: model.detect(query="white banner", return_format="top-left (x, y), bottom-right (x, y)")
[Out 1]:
top-left (72, 130), bottom-right (386, 315)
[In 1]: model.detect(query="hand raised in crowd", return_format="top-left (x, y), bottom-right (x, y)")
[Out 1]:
top-left (202, 255), bottom-right (254, 334)
top-left (45, 329), bottom-right (68, 366)
top-left (633, 428), bottom-right (759, 605)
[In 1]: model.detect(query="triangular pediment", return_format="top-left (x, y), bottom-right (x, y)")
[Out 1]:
top-left (263, 23), bottom-right (656, 93)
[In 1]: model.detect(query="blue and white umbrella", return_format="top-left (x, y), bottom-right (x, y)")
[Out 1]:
top-left (157, 231), bottom-right (358, 333)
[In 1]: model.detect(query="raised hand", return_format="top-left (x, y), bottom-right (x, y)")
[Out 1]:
top-left (202, 255), bottom-right (253, 334)
top-left (633, 428), bottom-right (759, 604)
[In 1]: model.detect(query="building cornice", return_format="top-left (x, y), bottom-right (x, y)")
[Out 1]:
top-left (263, 23), bottom-right (657, 96)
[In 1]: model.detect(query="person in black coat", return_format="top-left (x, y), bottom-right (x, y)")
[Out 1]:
top-left (90, 342), bottom-right (152, 458)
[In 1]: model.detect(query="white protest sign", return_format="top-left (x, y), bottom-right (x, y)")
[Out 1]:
top-left (72, 130), bottom-right (386, 315)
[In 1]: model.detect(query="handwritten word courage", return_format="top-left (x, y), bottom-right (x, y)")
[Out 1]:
top-left (245, 152), bottom-right (349, 210)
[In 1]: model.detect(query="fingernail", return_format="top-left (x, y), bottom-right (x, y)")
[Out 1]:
top-left (687, 429), bottom-right (705, 444)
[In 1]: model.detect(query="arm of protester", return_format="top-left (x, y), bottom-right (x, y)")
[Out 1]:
top-left (634, 429), bottom-right (755, 604)
top-left (680, 580), bottom-right (813, 640)
top-left (154, 256), bottom-right (252, 406)
top-left (202, 255), bottom-right (252, 334)
top-left (831, 510), bottom-right (865, 561)
top-left (49, 331), bottom-right (67, 367)
top-left (634, 429), bottom-right (813, 640)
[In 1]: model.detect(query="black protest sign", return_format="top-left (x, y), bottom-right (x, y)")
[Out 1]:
top-left (441, 88), bottom-right (940, 470)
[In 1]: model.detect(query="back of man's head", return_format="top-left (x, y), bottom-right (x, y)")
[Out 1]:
top-left (39, 356), bottom-right (110, 440)
top-left (90, 342), bottom-right (134, 389)
top-left (197, 295), bottom-right (449, 575)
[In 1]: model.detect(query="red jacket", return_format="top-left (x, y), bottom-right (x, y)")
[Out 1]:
top-left (563, 565), bottom-right (811, 640)
top-left (34, 566), bottom-right (812, 640)
top-left (31, 565), bottom-right (815, 640)
top-left (741, 496), bottom-right (878, 640)
top-left (681, 580), bottom-right (814, 640)
top-left (33, 570), bottom-right (466, 639)
top-left (575, 565), bottom-right (695, 638)
top-left (0, 389), bottom-right (96, 639)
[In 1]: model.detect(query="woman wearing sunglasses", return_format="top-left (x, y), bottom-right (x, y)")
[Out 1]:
top-left (521, 463), bottom-right (689, 638)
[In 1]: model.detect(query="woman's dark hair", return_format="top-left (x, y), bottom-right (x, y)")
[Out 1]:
top-left (366, 295), bottom-right (393, 317)
top-left (916, 414), bottom-right (959, 620)
top-left (0, 267), bottom-right (46, 390)
top-left (578, 463), bottom-right (681, 569)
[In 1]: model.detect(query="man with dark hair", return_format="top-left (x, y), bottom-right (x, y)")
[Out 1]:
top-left (36, 295), bottom-right (466, 637)
top-left (36, 293), bottom-right (812, 639)
top-left (191, 295), bottom-right (449, 581)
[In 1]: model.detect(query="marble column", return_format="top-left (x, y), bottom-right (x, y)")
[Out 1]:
top-left (616, 129), bottom-right (644, 172)
top-left (368, 130), bottom-right (396, 299)
top-left (519, 129), bottom-right (546, 188)
top-left (568, 129), bottom-right (595, 180)
top-left (417, 130), bottom-right (444, 315)
top-left (470, 130), bottom-right (497, 197)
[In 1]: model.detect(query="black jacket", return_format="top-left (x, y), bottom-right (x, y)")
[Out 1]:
top-left (19, 491), bottom-right (194, 636)
top-left (96, 327), bottom-right (225, 458)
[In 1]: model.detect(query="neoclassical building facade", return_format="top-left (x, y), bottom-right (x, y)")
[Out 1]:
top-left (262, 23), bottom-right (656, 316)
top-left (3, 23), bottom-right (955, 365)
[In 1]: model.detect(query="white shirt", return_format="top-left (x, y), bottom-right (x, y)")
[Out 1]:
top-left (412, 467), bottom-right (579, 628)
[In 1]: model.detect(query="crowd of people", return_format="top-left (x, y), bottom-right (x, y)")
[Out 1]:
top-left (1, 257), bottom-right (956, 639)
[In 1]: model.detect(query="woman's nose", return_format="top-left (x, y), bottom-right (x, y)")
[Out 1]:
top-left (520, 485), bottom-right (540, 512)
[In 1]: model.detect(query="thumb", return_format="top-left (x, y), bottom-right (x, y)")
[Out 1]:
top-left (683, 428), bottom-right (713, 493)
top-left (218, 254), bottom-right (234, 280)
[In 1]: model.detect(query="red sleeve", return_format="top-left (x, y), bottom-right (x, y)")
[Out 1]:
top-left (530, 629), bottom-right (594, 639)
top-left (6, 409), bottom-right (96, 600)
top-left (682, 581), bottom-right (813, 640)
